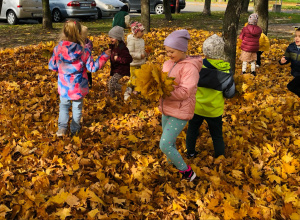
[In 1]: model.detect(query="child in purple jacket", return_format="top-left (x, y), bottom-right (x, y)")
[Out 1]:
top-left (49, 20), bottom-right (111, 136)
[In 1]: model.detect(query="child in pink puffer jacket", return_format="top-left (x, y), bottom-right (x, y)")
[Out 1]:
top-left (159, 29), bottom-right (203, 182)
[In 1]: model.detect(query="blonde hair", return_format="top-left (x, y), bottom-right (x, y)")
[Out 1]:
top-left (81, 25), bottom-right (88, 39)
top-left (60, 19), bottom-right (85, 47)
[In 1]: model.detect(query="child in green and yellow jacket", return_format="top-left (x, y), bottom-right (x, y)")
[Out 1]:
top-left (186, 34), bottom-right (235, 158)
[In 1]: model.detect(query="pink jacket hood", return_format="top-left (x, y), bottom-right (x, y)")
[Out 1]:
top-left (159, 56), bottom-right (203, 120)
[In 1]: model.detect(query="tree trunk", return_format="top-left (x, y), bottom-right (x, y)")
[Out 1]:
top-left (141, 0), bottom-right (150, 33)
top-left (222, 0), bottom-right (243, 73)
top-left (163, 0), bottom-right (172, 21)
top-left (176, 0), bottom-right (179, 13)
top-left (241, 0), bottom-right (250, 13)
top-left (254, 0), bottom-right (268, 34)
top-left (203, 0), bottom-right (211, 15)
top-left (0, 0), bottom-right (3, 13)
top-left (42, 0), bottom-right (52, 30)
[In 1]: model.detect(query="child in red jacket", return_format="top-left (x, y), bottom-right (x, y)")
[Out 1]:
top-left (239, 14), bottom-right (262, 76)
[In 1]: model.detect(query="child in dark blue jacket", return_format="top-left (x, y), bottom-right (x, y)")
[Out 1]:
top-left (279, 27), bottom-right (300, 97)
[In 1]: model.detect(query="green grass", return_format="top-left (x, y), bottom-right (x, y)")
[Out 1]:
top-left (0, 10), bottom-right (299, 49)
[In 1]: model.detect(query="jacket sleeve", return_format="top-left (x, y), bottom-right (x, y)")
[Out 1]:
top-left (85, 50), bottom-right (109, 72)
top-left (239, 28), bottom-right (245, 40)
top-left (168, 66), bottom-right (200, 101)
top-left (127, 37), bottom-right (143, 59)
top-left (279, 47), bottom-right (291, 65)
top-left (48, 46), bottom-right (58, 71)
top-left (223, 77), bottom-right (236, 98)
top-left (116, 47), bottom-right (133, 64)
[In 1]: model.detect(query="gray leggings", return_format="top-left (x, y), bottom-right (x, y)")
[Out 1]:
top-left (108, 73), bottom-right (123, 97)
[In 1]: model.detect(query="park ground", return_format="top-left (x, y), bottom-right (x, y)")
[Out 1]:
top-left (0, 4), bottom-right (299, 49)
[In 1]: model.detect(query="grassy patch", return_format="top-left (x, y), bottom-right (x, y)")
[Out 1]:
top-left (0, 11), bottom-right (299, 49)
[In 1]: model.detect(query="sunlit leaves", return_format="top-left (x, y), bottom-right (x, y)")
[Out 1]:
top-left (0, 28), bottom-right (300, 219)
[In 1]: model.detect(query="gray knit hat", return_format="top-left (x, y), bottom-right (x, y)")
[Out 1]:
top-left (108, 26), bottom-right (124, 41)
top-left (202, 34), bottom-right (225, 60)
top-left (164, 29), bottom-right (190, 52)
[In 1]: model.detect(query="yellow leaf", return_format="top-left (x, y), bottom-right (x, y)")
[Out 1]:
top-left (48, 192), bottom-right (69, 205)
top-left (223, 201), bottom-right (236, 220)
top-left (55, 208), bottom-right (71, 220)
top-left (284, 191), bottom-right (298, 204)
top-left (268, 175), bottom-right (282, 184)
top-left (88, 209), bottom-right (100, 219)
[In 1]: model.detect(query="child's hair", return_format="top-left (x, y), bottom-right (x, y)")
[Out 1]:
top-left (60, 19), bottom-right (85, 47)
top-left (296, 27), bottom-right (300, 32)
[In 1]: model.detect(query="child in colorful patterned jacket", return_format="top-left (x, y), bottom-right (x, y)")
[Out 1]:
top-left (49, 19), bottom-right (111, 136)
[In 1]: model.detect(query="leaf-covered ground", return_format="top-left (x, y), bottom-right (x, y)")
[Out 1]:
top-left (1, 28), bottom-right (300, 219)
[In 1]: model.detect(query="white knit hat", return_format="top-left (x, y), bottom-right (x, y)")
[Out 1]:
top-left (202, 34), bottom-right (225, 60)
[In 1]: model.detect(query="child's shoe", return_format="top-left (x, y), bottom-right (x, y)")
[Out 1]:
top-left (56, 128), bottom-right (67, 137)
top-left (186, 151), bottom-right (198, 159)
top-left (251, 71), bottom-right (256, 76)
top-left (179, 165), bottom-right (196, 182)
top-left (242, 71), bottom-right (246, 74)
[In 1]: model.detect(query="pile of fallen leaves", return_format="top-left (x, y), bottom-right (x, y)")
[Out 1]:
top-left (1, 28), bottom-right (300, 219)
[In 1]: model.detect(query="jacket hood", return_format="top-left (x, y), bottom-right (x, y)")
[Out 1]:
top-left (57, 41), bottom-right (84, 63)
top-left (206, 59), bottom-right (231, 71)
top-left (180, 55), bottom-right (203, 71)
top-left (246, 25), bottom-right (262, 37)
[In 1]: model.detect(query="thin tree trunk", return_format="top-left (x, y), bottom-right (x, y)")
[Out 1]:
top-left (141, 0), bottom-right (150, 33)
top-left (0, 0), bottom-right (3, 14)
top-left (42, 0), bottom-right (52, 30)
top-left (164, 0), bottom-right (172, 20)
top-left (203, 0), bottom-right (211, 15)
top-left (241, 0), bottom-right (250, 13)
top-left (254, 0), bottom-right (268, 34)
top-left (222, 0), bottom-right (243, 73)
top-left (176, 0), bottom-right (179, 13)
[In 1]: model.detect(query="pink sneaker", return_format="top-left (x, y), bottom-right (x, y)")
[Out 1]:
top-left (179, 165), bottom-right (196, 182)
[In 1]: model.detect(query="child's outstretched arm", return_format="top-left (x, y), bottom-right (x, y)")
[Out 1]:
top-left (85, 49), bottom-right (110, 72)
top-left (279, 56), bottom-right (288, 65)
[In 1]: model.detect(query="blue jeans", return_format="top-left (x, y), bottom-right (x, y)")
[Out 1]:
top-left (58, 97), bottom-right (83, 134)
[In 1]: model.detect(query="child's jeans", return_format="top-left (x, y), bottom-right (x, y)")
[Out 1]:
top-left (186, 114), bottom-right (225, 158)
top-left (160, 115), bottom-right (188, 171)
top-left (58, 96), bottom-right (83, 134)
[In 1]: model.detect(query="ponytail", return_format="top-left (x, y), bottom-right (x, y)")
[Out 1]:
top-left (60, 19), bottom-right (85, 48)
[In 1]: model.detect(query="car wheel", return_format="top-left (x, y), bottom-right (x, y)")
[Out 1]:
top-left (96, 8), bottom-right (102, 19)
top-left (155, 4), bottom-right (164, 14)
top-left (7, 10), bottom-right (18, 25)
top-left (52, 9), bottom-right (62, 22)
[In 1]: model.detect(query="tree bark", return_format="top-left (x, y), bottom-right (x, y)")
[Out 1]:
top-left (163, 0), bottom-right (172, 21)
top-left (254, 0), bottom-right (268, 34)
top-left (176, 0), bottom-right (179, 13)
top-left (222, 0), bottom-right (243, 73)
top-left (141, 0), bottom-right (150, 33)
top-left (241, 0), bottom-right (250, 13)
top-left (203, 0), bottom-right (211, 15)
top-left (42, 0), bottom-right (52, 30)
top-left (0, 0), bottom-right (3, 13)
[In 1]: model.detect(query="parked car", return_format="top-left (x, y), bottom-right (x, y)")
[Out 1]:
top-left (49, 0), bottom-right (97, 22)
top-left (119, 0), bottom-right (185, 14)
top-left (94, 0), bottom-right (124, 19)
top-left (0, 0), bottom-right (43, 25)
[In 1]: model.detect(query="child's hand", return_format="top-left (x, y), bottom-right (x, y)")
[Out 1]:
top-left (105, 49), bottom-right (111, 56)
top-left (281, 56), bottom-right (287, 64)
top-left (114, 53), bottom-right (118, 61)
